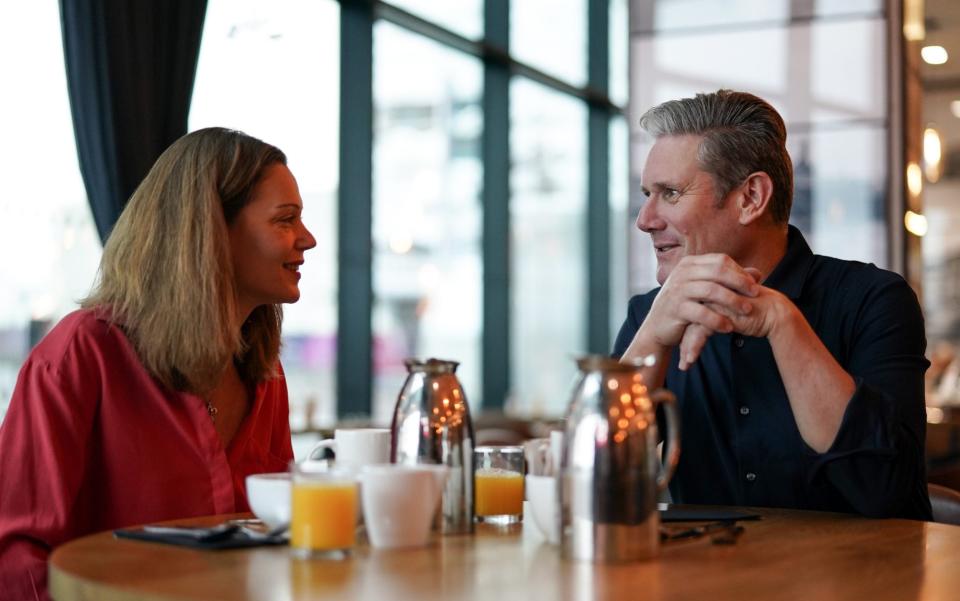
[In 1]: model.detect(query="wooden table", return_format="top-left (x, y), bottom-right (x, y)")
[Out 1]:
top-left (50, 507), bottom-right (960, 601)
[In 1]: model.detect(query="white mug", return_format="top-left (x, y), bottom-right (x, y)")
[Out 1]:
top-left (360, 464), bottom-right (449, 548)
top-left (308, 428), bottom-right (392, 470)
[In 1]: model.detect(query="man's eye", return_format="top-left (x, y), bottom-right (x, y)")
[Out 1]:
top-left (661, 189), bottom-right (679, 201)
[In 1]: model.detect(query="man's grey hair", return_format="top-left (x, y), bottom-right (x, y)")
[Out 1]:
top-left (639, 89), bottom-right (793, 224)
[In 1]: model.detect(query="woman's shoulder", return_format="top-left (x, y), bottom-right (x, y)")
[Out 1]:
top-left (30, 308), bottom-right (131, 370)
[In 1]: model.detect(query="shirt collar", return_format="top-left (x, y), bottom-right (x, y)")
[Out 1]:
top-left (761, 225), bottom-right (814, 300)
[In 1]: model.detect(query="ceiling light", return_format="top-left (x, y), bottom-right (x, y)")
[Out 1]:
top-left (904, 0), bottom-right (925, 41)
top-left (921, 45), bottom-right (948, 65)
top-left (907, 162), bottom-right (923, 198)
top-left (905, 211), bottom-right (928, 237)
top-left (924, 127), bottom-right (943, 183)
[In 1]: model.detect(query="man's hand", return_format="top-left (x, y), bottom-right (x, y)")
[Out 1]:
top-left (676, 266), bottom-right (790, 369)
top-left (621, 254), bottom-right (760, 376)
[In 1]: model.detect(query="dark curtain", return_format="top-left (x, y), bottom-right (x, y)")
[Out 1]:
top-left (59, 0), bottom-right (208, 243)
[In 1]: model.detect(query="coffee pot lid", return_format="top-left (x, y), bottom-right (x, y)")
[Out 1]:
top-left (575, 354), bottom-right (656, 373)
top-left (404, 357), bottom-right (460, 374)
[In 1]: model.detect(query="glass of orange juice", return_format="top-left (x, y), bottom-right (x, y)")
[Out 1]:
top-left (474, 446), bottom-right (525, 525)
top-left (290, 462), bottom-right (358, 559)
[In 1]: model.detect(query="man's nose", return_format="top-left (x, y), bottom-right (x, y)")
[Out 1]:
top-left (636, 199), bottom-right (662, 233)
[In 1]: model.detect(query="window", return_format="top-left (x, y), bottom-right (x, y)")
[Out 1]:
top-left (511, 0), bottom-right (588, 86)
top-left (0, 2), bottom-right (100, 418)
top-left (510, 78), bottom-right (588, 415)
top-left (629, 2), bottom-right (890, 297)
top-left (191, 0), bottom-right (340, 429)
top-left (371, 22), bottom-right (483, 423)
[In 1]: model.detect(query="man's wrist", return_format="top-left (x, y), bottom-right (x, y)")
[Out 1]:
top-left (766, 293), bottom-right (802, 345)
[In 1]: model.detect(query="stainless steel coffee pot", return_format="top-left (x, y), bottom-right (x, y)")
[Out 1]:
top-left (560, 355), bottom-right (680, 562)
top-left (390, 358), bottom-right (475, 534)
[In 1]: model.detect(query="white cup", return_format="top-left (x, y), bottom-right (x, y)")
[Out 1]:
top-left (245, 472), bottom-right (291, 529)
top-left (360, 464), bottom-right (449, 549)
top-left (549, 430), bottom-right (564, 475)
top-left (526, 474), bottom-right (559, 544)
top-left (309, 428), bottom-right (392, 471)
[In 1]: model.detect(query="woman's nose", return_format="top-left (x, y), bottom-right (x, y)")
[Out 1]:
top-left (299, 223), bottom-right (317, 250)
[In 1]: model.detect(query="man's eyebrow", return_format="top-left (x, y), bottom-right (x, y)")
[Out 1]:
top-left (645, 180), bottom-right (680, 192)
top-left (274, 202), bottom-right (302, 210)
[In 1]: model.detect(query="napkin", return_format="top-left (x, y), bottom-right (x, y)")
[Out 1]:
top-left (114, 523), bottom-right (287, 550)
top-left (659, 505), bottom-right (761, 522)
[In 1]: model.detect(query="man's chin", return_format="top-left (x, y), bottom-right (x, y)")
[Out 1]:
top-left (654, 257), bottom-right (676, 285)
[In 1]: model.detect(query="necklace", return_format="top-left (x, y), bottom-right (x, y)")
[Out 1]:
top-left (205, 399), bottom-right (219, 422)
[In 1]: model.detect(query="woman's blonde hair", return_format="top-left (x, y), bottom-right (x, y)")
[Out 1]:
top-left (83, 127), bottom-right (287, 393)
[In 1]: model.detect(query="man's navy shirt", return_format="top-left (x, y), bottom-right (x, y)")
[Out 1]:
top-left (613, 227), bottom-right (932, 520)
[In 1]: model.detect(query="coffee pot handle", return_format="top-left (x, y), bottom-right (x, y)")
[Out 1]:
top-left (651, 389), bottom-right (681, 491)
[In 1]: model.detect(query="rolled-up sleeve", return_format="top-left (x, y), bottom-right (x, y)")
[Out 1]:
top-left (809, 277), bottom-right (931, 519)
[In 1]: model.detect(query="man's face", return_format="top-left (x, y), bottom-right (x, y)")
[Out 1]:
top-left (638, 134), bottom-right (743, 284)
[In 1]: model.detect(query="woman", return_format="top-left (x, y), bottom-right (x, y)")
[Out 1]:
top-left (0, 127), bottom-right (316, 599)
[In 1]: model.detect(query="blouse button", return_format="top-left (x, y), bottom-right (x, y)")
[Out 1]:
top-left (745, 472), bottom-right (757, 482)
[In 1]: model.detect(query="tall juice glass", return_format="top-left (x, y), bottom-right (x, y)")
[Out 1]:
top-left (290, 463), bottom-right (358, 559)
top-left (474, 446), bottom-right (525, 525)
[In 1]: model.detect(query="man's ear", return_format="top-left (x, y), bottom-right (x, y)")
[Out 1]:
top-left (737, 171), bottom-right (774, 225)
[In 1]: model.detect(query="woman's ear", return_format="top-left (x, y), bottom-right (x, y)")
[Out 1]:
top-left (737, 171), bottom-right (774, 225)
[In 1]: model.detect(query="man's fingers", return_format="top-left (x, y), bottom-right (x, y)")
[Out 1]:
top-left (671, 254), bottom-right (761, 297)
top-left (743, 267), bottom-right (763, 284)
top-left (679, 324), bottom-right (711, 370)
top-left (680, 301), bottom-right (734, 335)
top-left (688, 281), bottom-right (753, 315)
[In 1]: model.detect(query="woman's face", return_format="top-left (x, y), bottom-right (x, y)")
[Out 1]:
top-left (228, 163), bottom-right (316, 318)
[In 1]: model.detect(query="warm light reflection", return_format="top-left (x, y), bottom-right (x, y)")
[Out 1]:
top-left (921, 45), bottom-right (948, 65)
top-left (904, 211), bottom-right (928, 237)
top-left (952, 100), bottom-right (960, 119)
top-left (907, 162), bottom-right (923, 198)
top-left (607, 378), bottom-right (619, 390)
top-left (928, 407), bottom-right (945, 424)
top-left (924, 127), bottom-right (943, 182)
top-left (903, 0), bottom-right (925, 41)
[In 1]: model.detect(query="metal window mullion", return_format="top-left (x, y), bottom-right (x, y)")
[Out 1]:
top-left (337, 0), bottom-right (375, 418)
top-left (481, 0), bottom-right (510, 411)
top-left (587, 0), bottom-right (611, 354)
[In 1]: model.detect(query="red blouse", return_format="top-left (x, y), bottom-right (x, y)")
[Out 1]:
top-left (0, 309), bottom-right (293, 600)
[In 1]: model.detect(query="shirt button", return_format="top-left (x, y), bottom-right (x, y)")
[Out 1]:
top-left (734, 337), bottom-right (745, 348)
top-left (745, 472), bottom-right (757, 482)
top-left (739, 406), bottom-right (750, 416)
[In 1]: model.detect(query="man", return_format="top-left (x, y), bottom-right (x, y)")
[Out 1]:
top-left (613, 89), bottom-right (931, 520)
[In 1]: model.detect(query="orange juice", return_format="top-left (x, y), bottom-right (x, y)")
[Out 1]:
top-left (475, 468), bottom-right (524, 516)
top-left (290, 481), bottom-right (358, 552)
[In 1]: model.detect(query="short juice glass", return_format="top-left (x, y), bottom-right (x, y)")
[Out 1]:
top-left (289, 463), bottom-right (358, 559)
top-left (474, 446), bottom-right (525, 525)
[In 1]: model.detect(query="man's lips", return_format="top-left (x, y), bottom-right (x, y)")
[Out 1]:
top-left (654, 243), bottom-right (680, 254)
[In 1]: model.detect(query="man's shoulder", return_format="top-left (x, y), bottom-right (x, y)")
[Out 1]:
top-left (808, 253), bottom-right (908, 291)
